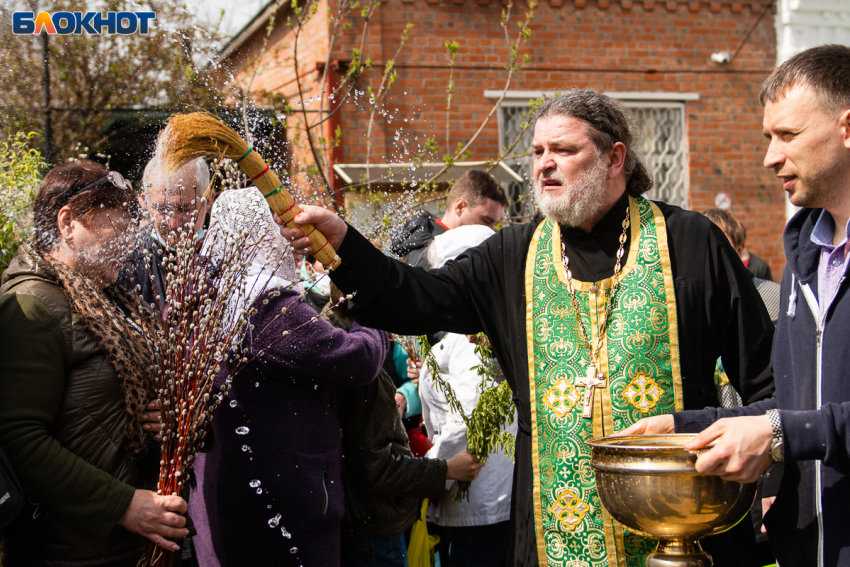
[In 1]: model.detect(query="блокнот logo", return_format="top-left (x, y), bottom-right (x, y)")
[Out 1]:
top-left (12, 12), bottom-right (156, 35)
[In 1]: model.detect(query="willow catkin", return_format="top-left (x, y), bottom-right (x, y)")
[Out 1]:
top-left (157, 111), bottom-right (340, 268)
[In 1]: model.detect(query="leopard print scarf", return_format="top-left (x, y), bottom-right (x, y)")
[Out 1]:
top-left (43, 253), bottom-right (161, 456)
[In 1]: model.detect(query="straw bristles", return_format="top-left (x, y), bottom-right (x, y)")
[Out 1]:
top-left (158, 112), bottom-right (250, 173)
top-left (158, 112), bottom-right (340, 268)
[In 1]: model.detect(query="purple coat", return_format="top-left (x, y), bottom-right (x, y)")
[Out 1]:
top-left (189, 290), bottom-right (388, 567)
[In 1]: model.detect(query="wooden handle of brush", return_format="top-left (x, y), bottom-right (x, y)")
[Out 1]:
top-left (239, 155), bottom-right (341, 269)
top-left (274, 201), bottom-right (341, 270)
top-left (161, 113), bottom-right (340, 268)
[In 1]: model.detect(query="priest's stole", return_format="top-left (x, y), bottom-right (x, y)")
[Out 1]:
top-left (524, 196), bottom-right (684, 567)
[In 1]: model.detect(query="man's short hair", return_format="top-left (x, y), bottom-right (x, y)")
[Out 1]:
top-left (445, 170), bottom-right (509, 209)
top-left (142, 155), bottom-right (209, 198)
top-left (704, 208), bottom-right (745, 250)
top-left (760, 44), bottom-right (850, 114)
top-left (531, 89), bottom-right (653, 197)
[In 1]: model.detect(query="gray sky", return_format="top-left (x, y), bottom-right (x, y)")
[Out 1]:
top-left (189, 0), bottom-right (268, 40)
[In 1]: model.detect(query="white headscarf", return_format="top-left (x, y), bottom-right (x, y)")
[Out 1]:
top-left (201, 187), bottom-right (297, 329)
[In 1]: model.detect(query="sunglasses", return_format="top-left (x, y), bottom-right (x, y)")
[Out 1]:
top-left (63, 171), bottom-right (133, 203)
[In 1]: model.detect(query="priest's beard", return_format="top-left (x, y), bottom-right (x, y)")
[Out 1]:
top-left (534, 154), bottom-right (610, 228)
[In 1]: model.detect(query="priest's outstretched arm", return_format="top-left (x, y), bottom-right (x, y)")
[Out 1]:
top-left (277, 206), bottom-right (501, 337)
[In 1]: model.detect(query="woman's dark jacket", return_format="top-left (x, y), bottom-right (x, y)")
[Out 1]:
top-left (0, 245), bottom-right (156, 567)
top-left (333, 361), bottom-right (447, 537)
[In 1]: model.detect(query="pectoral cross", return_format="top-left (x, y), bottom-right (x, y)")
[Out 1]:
top-left (576, 365), bottom-right (607, 419)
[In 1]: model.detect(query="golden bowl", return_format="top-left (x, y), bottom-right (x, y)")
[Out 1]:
top-left (587, 434), bottom-right (757, 567)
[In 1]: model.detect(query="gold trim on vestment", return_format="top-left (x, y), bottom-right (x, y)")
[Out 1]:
top-left (650, 200), bottom-right (684, 412)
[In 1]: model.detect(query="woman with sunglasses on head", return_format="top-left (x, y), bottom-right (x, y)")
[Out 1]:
top-left (0, 160), bottom-right (187, 566)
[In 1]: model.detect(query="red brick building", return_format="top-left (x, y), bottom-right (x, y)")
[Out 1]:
top-left (217, 0), bottom-right (784, 274)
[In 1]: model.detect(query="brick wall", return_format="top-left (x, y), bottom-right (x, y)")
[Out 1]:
top-left (220, 0), bottom-right (787, 276)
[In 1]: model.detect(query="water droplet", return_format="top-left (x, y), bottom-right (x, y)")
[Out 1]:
top-left (230, 399), bottom-right (238, 408)
top-left (281, 527), bottom-right (292, 538)
top-left (290, 547), bottom-right (298, 554)
top-left (249, 479), bottom-right (261, 488)
top-left (236, 426), bottom-right (250, 435)
top-left (268, 513), bottom-right (281, 528)
top-left (255, 382), bottom-right (260, 387)
top-left (256, 488), bottom-right (263, 494)
top-left (242, 445), bottom-right (251, 452)
top-left (314, 385), bottom-right (318, 390)
top-left (267, 504), bottom-right (272, 509)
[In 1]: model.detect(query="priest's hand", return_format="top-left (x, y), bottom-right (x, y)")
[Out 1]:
top-left (275, 205), bottom-right (348, 254)
top-left (118, 489), bottom-right (189, 551)
top-left (683, 416), bottom-right (773, 483)
top-left (618, 414), bottom-right (675, 436)
top-left (446, 450), bottom-right (485, 481)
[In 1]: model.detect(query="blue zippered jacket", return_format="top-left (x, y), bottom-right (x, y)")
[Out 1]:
top-left (674, 206), bottom-right (850, 567)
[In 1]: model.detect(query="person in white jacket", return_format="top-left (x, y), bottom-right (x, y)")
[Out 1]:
top-left (413, 223), bottom-right (518, 566)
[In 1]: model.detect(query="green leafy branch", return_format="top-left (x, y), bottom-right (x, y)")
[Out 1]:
top-left (418, 334), bottom-right (516, 502)
top-left (0, 132), bottom-right (45, 271)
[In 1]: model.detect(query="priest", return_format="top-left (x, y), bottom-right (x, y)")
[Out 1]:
top-left (280, 90), bottom-right (775, 566)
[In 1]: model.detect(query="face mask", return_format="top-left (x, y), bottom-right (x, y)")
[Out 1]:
top-left (152, 226), bottom-right (206, 250)
top-left (300, 258), bottom-right (329, 296)
top-left (299, 258), bottom-right (311, 282)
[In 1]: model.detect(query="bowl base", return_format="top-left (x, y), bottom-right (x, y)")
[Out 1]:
top-left (647, 538), bottom-right (713, 567)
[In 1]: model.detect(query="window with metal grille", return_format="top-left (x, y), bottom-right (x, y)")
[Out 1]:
top-left (497, 99), bottom-right (689, 218)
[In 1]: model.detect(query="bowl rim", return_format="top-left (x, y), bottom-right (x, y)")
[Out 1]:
top-left (586, 433), bottom-right (716, 451)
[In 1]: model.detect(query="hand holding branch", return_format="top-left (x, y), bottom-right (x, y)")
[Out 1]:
top-left (406, 357), bottom-right (422, 383)
top-left (446, 449), bottom-right (485, 482)
top-left (118, 489), bottom-right (189, 552)
top-left (142, 399), bottom-right (163, 442)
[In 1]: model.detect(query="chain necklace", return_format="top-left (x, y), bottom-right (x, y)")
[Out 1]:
top-left (559, 203), bottom-right (630, 418)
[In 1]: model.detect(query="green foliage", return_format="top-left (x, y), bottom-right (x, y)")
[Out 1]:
top-left (0, 132), bottom-right (45, 272)
top-left (0, 0), bottom-right (226, 164)
top-left (418, 334), bottom-right (516, 502)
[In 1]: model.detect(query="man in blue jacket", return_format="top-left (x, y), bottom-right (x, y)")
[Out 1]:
top-left (625, 44), bottom-right (850, 566)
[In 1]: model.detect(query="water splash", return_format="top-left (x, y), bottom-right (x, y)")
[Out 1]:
top-left (268, 513), bottom-right (281, 528)
top-left (236, 426), bottom-right (250, 435)
top-left (249, 479), bottom-right (261, 488)
top-left (242, 445), bottom-right (251, 452)
top-left (281, 527), bottom-right (292, 538)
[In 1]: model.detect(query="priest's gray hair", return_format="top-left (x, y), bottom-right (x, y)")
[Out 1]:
top-left (532, 90), bottom-right (653, 197)
top-left (142, 155), bottom-right (210, 198)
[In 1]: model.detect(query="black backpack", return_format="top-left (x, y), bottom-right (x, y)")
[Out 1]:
top-left (0, 443), bottom-right (24, 538)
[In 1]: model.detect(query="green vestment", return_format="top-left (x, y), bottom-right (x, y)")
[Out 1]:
top-left (525, 195), bottom-right (684, 566)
